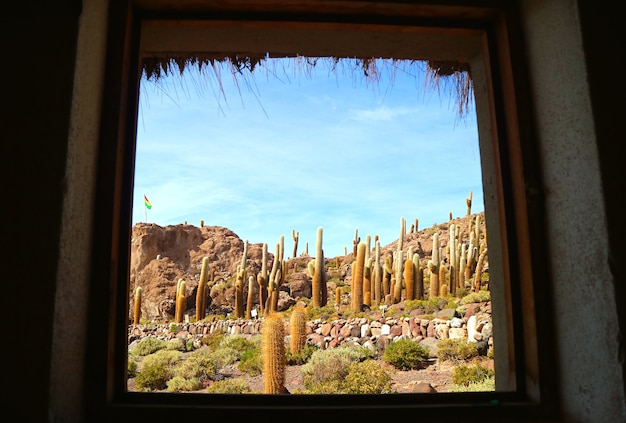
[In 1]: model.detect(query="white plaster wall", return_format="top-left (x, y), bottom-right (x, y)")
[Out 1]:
top-left (520, 0), bottom-right (625, 421)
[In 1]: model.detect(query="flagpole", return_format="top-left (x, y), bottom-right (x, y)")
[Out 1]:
top-left (145, 205), bottom-right (147, 223)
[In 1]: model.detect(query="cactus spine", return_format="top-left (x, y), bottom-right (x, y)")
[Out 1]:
top-left (262, 313), bottom-right (286, 394)
top-left (196, 257), bottom-right (209, 320)
top-left (352, 241), bottom-right (366, 311)
top-left (289, 306), bottom-right (307, 355)
top-left (133, 286), bottom-right (142, 325)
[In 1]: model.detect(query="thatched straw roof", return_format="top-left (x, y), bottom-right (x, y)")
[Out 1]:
top-left (141, 55), bottom-right (473, 118)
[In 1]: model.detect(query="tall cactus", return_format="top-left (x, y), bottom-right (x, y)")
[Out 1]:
top-left (196, 257), bottom-right (209, 321)
top-left (257, 243), bottom-right (268, 316)
top-left (428, 232), bottom-right (440, 299)
top-left (383, 252), bottom-right (393, 297)
top-left (289, 306), bottom-right (307, 355)
top-left (292, 229), bottom-right (299, 259)
top-left (312, 227), bottom-right (326, 307)
top-left (404, 258), bottom-right (415, 301)
top-left (473, 249), bottom-right (487, 293)
top-left (363, 257), bottom-right (372, 306)
top-left (352, 241), bottom-right (366, 311)
top-left (393, 250), bottom-right (403, 303)
top-left (262, 313), bottom-right (286, 394)
top-left (414, 254), bottom-right (424, 300)
top-left (449, 223), bottom-right (457, 295)
top-left (373, 241), bottom-right (382, 304)
top-left (466, 190), bottom-right (473, 216)
top-left (246, 275), bottom-right (255, 319)
top-left (175, 279), bottom-right (186, 323)
top-left (133, 286), bottom-right (142, 325)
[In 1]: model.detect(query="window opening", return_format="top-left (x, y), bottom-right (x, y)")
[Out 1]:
top-left (128, 56), bottom-right (494, 395)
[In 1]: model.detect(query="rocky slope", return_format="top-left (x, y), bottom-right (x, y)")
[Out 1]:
top-left (130, 212), bottom-right (487, 322)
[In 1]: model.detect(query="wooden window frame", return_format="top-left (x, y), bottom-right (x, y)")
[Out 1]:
top-left (87, 1), bottom-right (555, 421)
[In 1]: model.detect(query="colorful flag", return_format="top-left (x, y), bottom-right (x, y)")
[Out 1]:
top-left (144, 194), bottom-right (152, 209)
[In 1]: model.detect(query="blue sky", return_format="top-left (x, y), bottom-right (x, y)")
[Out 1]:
top-left (133, 57), bottom-right (483, 258)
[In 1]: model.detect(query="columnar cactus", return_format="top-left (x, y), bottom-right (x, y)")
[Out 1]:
top-left (262, 313), bottom-right (286, 394)
top-left (267, 236), bottom-right (285, 313)
top-left (175, 279), bottom-right (186, 323)
top-left (292, 229), bottom-right (299, 259)
top-left (466, 190), bottom-right (473, 216)
top-left (449, 223), bottom-right (457, 295)
top-left (133, 286), bottom-right (142, 325)
top-left (383, 253), bottom-right (393, 297)
top-left (393, 250), bottom-right (404, 303)
top-left (196, 257), bottom-right (209, 320)
top-left (428, 232), bottom-right (440, 299)
top-left (246, 275), bottom-right (255, 319)
top-left (289, 306), bottom-right (307, 355)
top-left (335, 287), bottom-right (342, 306)
top-left (235, 265), bottom-right (245, 318)
top-left (404, 258), bottom-right (415, 301)
top-left (373, 241), bottom-right (382, 304)
top-left (352, 228), bottom-right (360, 256)
top-left (257, 243), bottom-right (268, 316)
top-left (473, 249), bottom-right (487, 293)
top-left (312, 227), bottom-right (326, 307)
top-left (363, 257), bottom-right (372, 306)
top-left (352, 241), bottom-right (366, 311)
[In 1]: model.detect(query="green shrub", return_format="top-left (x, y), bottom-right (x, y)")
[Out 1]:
top-left (201, 332), bottom-right (225, 349)
top-left (460, 290), bottom-right (491, 304)
top-left (287, 344), bottom-right (317, 365)
top-left (172, 347), bottom-right (219, 382)
top-left (135, 349), bottom-right (182, 391)
top-left (127, 358), bottom-right (138, 378)
top-left (451, 363), bottom-right (494, 386)
top-left (404, 299), bottom-right (440, 314)
top-left (344, 360), bottom-right (395, 394)
top-left (166, 375), bottom-right (202, 392)
top-left (301, 344), bottom-right (367, 391)
top-left (436, 339), bottom-right (479, 363)
top-left (382, 339), bottom-right (429, 370)
top-left (206, 378), bottom-right (252, 394)
top-left (132, 337), bottom-right (167, 356)
top-left (167, 338), bottom-right (185, 351)
top-left (238, 347), bottom-right (262, 376)
top-left (449, 377), bottom-right (495, 392)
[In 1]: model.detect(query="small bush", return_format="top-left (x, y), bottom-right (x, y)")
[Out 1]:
top-left (132, 337), bottom-right (167, 356)
top-left (166, 375), bottom-right (202, 392)
top-left (135, 350), bottom-right (182, 391)
top-left (167, 338), bottom-right (185, 351)
top-left (344, 360), bottom-right (395, 394)
top-left (238, 347), bottom-right (262, 376)
top-left (127, 358), bottom-right (138, 378)
top-left (460, 290), bottom-right (491, 304)
top-left (451, 363), bottom-right (494, 386)
top-left (382, 339), bottom-right (429, 370)
top-left (201, 332), bottom-right (225, 349)
top-left (301, 344), bottom-right (367, 390)
top-left (436, 339), bottom-right (479, 363)
top-left (404, 299), bottom-right (440, 314)
top-left (449, 377), bottom-right (495, 392)
top-left (172, 347), bottom-right (219, 382)
top-left (287, 344), bottom-right (317, 365)
top-left (206, 378), bottom-right (252, 394)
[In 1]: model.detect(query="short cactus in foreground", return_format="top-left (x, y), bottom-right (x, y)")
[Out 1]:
top-left (262, 313), bottom-right (286, 394)
top-left (352, 241), bottom-right (366, 311)
top-left (175, 279), bottom-right (186, 323)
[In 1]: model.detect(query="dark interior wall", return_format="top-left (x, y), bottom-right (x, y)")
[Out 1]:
top-left (576, 1), bottom-right (626, 392)
top-left (1, 2), bottom-right (80, 421)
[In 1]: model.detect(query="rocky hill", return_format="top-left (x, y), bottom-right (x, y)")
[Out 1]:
top-left (130, 212), bottom-right (487, 322)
